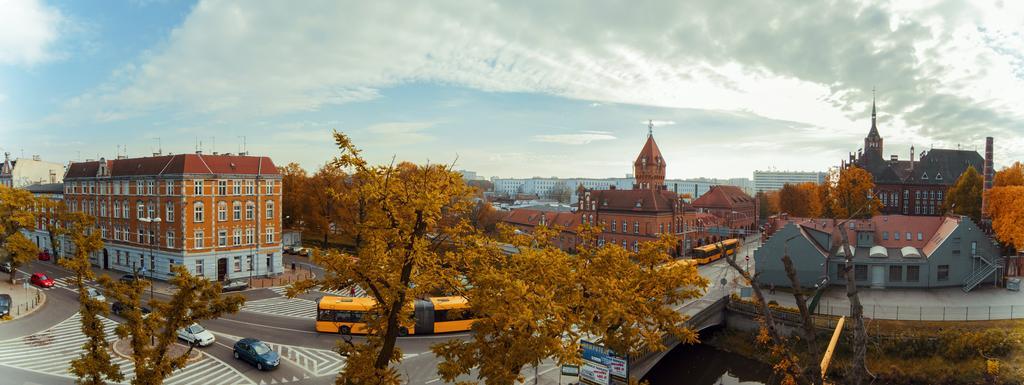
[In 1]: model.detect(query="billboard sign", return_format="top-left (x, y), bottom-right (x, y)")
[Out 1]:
top-left (579, 362), bottom-right (610, 385)
top-left (581, 340), bottom-right (628, 385)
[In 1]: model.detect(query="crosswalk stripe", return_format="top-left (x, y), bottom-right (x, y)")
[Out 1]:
top-left (241, 297), bottom-right (316, 319)
top-left (0, 313), bottom-right (254, 385)
top-left (211, 331), bottom-right (345, 378)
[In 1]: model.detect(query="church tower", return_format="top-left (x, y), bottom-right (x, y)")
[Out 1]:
top-left (863, 94), bottom-right (884, 161)
top-left (633, 120), bottom-right (666, 190)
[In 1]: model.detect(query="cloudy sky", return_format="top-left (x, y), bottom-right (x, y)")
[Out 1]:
top-left (2, 0), bottom-right (1022, 180)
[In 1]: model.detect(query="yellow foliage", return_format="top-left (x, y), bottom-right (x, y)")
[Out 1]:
top-left (778, 182), bottom-right (823, 217)
top-left (827, 166), bottom-right (881, 219)
top-left (986, 186), bottom-right (1024, 250)
top-left (995, 161), bottom-right (1024, 187)
top-left (942, 166), bottom-right (983, 222)
top-left (0, 186), bottom-right (40, 283)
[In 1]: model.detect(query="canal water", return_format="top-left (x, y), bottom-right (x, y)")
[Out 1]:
top-left (642, 335), bottom-right (775, 385)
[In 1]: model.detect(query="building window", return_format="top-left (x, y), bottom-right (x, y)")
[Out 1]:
top-left (622, 222), bottom-right (627, 233)
top-left (113, 201), bottom-right (120, 218)
top-left (233, 229), bottom-right (242, 245)
top-left (937, 265), bottom-right (949, 281)
top-left (889, 265), bottom-right (902, 282)
top-left (218, 230), bottom-right (227, 247)
top-left (906, 265), bottom-right (920, 282)
top-left (917, 232), bottom-right (922, 241)
top-left (633, 221), bottom-right (639, 234)
top-left (146, 180), bottom-right (155, 195)
top-left (905, 232), bottom-right (911, 241)
top-left (138, 229), bottom-right (145, 243)
top-left (147, 202), bottom-right (155, 219)
top-left (611, 220), bottom-right (616, 233)
top-left (233, 201), bottom-right (242, 220)
top-left (971, 241), bottom-right (977, 256)
top-left (166, 203), bottom-right (174, 222)
top-left (100, 201), bottom-right (107, 217)
top-left (122, 200), bottom-right (129, 218)
top-left (117, 251), bottom-right (123, 265)
top-left (659, 223), bottom-right (664, 234)
top-left (265, 227), bottom-right (274, 243)
top-left (245, 228), bottom-right (254, 244)
top-left (247, 255), bottom-right (253, 271)
top-left (218, 202), bottom-right (227, 221)
top-left (218, 180), bottom-right (227, 195)
top-left (194, 231), bottom-right (204, 249)
top-left (193, 180), bottom-right (203, 195)
top-left (233, 256), bottom-right (241, 272)
top-left (233, 180), bottom-right (241, 195)
top-left (882, 231), bottom-right (888, 240)
top-left (265, 180), bottom-right (274, 194)
top-left (266, 201), bottom-right (274, 219)
top-left (245, 180), bottom-right (254, 195)
top-left (136, 201), bottom-right (144, 219)
top-left (167, 231), bottom-right (175, 248)
top-left (246, 202), bottom-right (255, 220)
top-left (164, 181), bottom-right (174, 195)
top-left (894, 232), bottom-right (900, 240)
top-left (136, 180), bottom-right (143, 195)
top-left (632, 240), bottom-right (638, 252)
top-left (113, 225), bottom-right (120, 241)
top-left (854, 265), bottom-right (868, 281)
top-left (194, 203), bottom-right (204, 222)
top-left (195, 260), bottom-right (204, 277)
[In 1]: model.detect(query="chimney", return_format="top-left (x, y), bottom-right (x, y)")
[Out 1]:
top-left (983, 137), bottom-right (994, 220)
top-left (32, 155), bottom-right (41, 161)
top-left (196, 150), bottom-right (203, 155)
top-left (890, 154), bottom-right (898, 162)
top-left (910, 145), bottom-right (915, 172)
top-left (213, 151), bottom-right (219, 155)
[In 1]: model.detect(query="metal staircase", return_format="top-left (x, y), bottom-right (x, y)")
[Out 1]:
top-left (963, 255), bottom-right (1002, 292)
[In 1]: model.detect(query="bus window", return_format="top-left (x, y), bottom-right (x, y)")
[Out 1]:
top-left (318, 310), bottom-right (336, 322)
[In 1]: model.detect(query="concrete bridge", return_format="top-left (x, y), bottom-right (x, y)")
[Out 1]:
top-left (628, 291), bottom-right (730, 380)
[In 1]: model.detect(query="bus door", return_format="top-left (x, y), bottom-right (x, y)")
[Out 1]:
top-left (414, 299), bottom-right (434, 335)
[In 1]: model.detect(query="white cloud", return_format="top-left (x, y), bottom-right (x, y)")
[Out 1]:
top-left (533, 133), bottom-right (617, 145)
top-left (0, 0), bottom-right (64, 65)
top-left (43, 0), bottom-right (1024, 169)
top-left (362, 121), bottom-right (437, 145)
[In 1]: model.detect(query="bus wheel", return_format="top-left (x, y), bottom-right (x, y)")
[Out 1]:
top-left (339, 326), bottom-right (351, 335)
top-left (398, 327), bottom-right (409, 337)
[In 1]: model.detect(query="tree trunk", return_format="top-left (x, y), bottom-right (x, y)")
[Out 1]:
top-left (836, 227), bottom-right (869, 385)
top-left (781, 251), bottom-right (822, 385)
top-left (374, 211), bottom-right (424, 370)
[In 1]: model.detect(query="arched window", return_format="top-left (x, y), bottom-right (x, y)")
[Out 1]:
top-left (122, 200), bottom-right (129, 218)
top-left (245, 202), bottom-right (255, 220)
top-left (633, 221), bottom-right (639, 234)
top-left (194, 202), bottom-right (204, 222)
top-left (113, 201), bottom-right (120, 218)
top-left (266, 201), bottom-right (274, 219)
top-left (233, 201), bottom-right (242, 220)
top-left (611, 220), bottom-right (616, 233)
top-left (136, 201), bottom-right (144, 219)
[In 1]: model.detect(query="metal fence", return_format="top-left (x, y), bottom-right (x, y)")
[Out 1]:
top-left (812, 303), bottom-right (1024, 321)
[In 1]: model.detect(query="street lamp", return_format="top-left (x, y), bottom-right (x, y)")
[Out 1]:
top-left (139, 216), bottom-right (162, 303)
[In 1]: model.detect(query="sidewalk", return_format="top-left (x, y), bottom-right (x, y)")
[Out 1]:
top-left (762, 285), bottom-right (1024, 321)
top-left (0, 280), bottom-right (45, 320)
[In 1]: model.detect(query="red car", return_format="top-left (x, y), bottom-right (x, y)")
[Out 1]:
top-left (30, 273), bottom-right (54, 288)
top-left (37, 251), bottom-right (51, 261)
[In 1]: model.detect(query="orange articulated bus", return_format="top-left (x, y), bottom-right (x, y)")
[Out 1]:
top-left (691, 238), bottom-right (739, 265)
top-left (316, 295), bottom-right (477, 336)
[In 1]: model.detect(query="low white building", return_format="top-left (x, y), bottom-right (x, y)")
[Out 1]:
top-left (1, 154), bottom-right (65, 188)
top-left (753, 170), bottom-right (826, 192)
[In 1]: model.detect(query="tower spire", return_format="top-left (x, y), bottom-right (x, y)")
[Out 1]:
top-left (648, 119), bottom-right (653, 136)
top-left (871, 87), bottom-right (877, 128)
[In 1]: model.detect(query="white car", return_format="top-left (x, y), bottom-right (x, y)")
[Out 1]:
top-left (85, 287), bottom-right (106, 303)
top-left (177, 323), bottom-right (215, 347)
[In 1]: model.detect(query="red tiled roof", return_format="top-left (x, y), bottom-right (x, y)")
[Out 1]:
top-left (692, 185), bottom-right (754, 209)
top-left (587, 188), bottom-right (680, 212)
top-left (784, 215), bottom-right (948, 249)
top-left (502, 209), bottom-right (580, 231)
top-left (634, 134), bottom-right (664, 167)
top-left (66, 154), bottom-right (280, 179)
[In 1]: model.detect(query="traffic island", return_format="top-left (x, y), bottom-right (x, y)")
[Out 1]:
top-left (0, 280), bottom-right (46, 321)
top-left (112, 337), bottom-right (203, 364)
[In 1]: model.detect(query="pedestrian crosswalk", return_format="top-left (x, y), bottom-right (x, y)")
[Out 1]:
top-left (0, 313), bottom-right (254, 385)
top-left (213, 331), bottom-right (345, 377)
top-left (240, 297), bottom-right (317, 319)
top-left (267, 284), bottom-right (367, 298)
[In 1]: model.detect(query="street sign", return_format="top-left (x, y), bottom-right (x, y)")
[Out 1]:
top-left (561, 365), bottom-right (580, 376)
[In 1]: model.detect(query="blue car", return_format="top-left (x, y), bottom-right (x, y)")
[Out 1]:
top-left (233, 338), bottom-right (279, 371)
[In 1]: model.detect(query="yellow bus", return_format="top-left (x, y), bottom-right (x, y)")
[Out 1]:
top-left (316, 295), bottom-right (476, 336)
top-left (691, 238), bottom-right (739, 264)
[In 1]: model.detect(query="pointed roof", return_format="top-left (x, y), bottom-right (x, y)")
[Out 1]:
top-left (867, 92), bottom-right (881, 139)
top-left (692, 185), bottom-right (755, 210)
top-left (0, 152), bottom-right (12, 176)
top-left (635, 133), bottom-right (664, 167)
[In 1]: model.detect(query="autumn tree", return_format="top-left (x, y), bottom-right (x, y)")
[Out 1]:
top-left (827, 166), bottom-right (881, 219)
top-left (433, 226), bottom-right (707, 385)
top-left (469, 201), bottom-right (504, 235)
top-left (994, 161), bottom-right (1024, 187)
top-left (306, 164), bottom-right (347, 248)
top-left (291, 131), bottom-right (477, 384)
top-left (281, 162), bottom-right (309, 230)
top-left (985, 163), bottom-right (1024, 251)
top-left (778, 182), bottom-right (823, 217)
top-left (60, 211), bottom-right (123, 385)
top-left (546, 182), bottom-right (572, 204)
top-left (0, 186), bottom-right (40, 283)
top-left (942, 166), bottom-right (983, 222)
top-left (100, 265), bottom-right (244, 385)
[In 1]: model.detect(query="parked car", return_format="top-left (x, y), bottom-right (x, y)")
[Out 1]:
top-left (176, 323), bottom-right (215, 347)
top-left (30, 273), bottom-right (54, 288)
top-left (0, 294), bottom-right (11, 318)
top-left (220, 279), bottom-right (249, 292)
top-left (85, 287), bottom-right (106, 303)
top-left (37, 251), bottom-right (51, 261)
top-left (111, 301), bottom-right (151, 317)
top-left (119, 274), bottom-right (141, 284)
top-left (0, 261), bottom-right (12, 273)
top-left (233, 338), bottom-right (279, 371)
top-left (294, 247), bottom-right (310, 257)
top-left (283, 245), bottom-right (295, 254)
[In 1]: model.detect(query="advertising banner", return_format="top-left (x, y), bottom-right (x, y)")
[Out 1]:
top-left (579, 362), bottom-right (610, 385)
top-left (581, 340), bottom-right (628, 385)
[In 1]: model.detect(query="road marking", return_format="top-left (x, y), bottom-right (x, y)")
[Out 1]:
top-left (241, 297), bottom-right (316, 319)
top-left (425, 378), bottom-right (441, 384)
top-left (215, 317), bottom-right (319, 334)
top-left (213, 331), bottom-right (346, 377)
top-left (0, 313), bottom-right (254, 385)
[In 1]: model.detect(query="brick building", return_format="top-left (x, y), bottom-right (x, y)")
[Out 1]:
top-left (501, 209), bottom-right (580, 251)
top-left (846, 99), bottom-right (992, 216)
top-left (692, 185), bottom-right (757, 236)
top-left (61, 152), bottom-right (283, 281)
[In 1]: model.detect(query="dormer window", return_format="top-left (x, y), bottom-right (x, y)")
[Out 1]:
top-left (921, 173), bottom-right (928, 180)
top-left (935, 173), bottom-right (942, 180)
